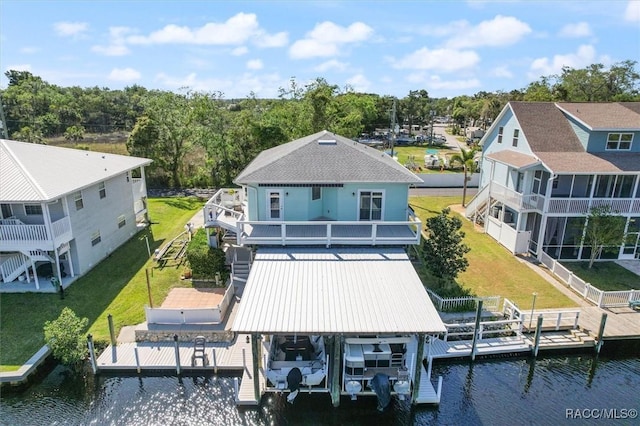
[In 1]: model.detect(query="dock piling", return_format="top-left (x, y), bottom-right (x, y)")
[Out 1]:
top-left (87, 334), bottom-right (98, 374)
top-left (134, 347), bottom-right (141, 374)
top-left (532, 315), bottom-right (544, 357)
top-left (173, 334), bottom-right (181, 375)
top-left (596, 313), bottom-right (608, 354)
top-left (212, 349), bottom-right (217, 374)
top-left (470, 300), bottom-right (483, 361)
top-left (107, 314), bottom-right (116, 346)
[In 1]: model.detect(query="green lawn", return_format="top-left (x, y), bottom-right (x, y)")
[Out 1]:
top-left (561, 262), bottom-right (640, 291)
top-left (409, 196), bottom-right (578, 310)
top-left (0, 197), bottom-right (203, 371)
top-left (389, 146), bottom-right (462, 172)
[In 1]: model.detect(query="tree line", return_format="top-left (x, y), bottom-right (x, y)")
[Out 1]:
top-left (1, 60), bottom-right (638, 188)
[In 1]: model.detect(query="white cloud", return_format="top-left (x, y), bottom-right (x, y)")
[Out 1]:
top-left (108, 68), bottom-right (141, 82)
top-left (92, 27), bottom-right (133, 56)
top-left (314, 59), bottom-right (348, 73)
top-left (490, 66), bottom-right (513, 78)
top-left (20, 47), bottom-right (39, 54)
top-left (559, 22), bottom-right (592, 38)
top-left (246, 59), bottom-right (263, 70)
top-left (126, 13), bottom-right (283, 48)
top-left (529, 44), bottom-right (596, 78)
top-left (445, 15), bottom-right (532, 49)
top-left (625, 0), bottom-right (640, 22)
top-left (345, 74), bottom-right (371, 92)
top-left (253, 31), bottom-right (288, 48)
top-left (53, 22), bottom-right (89, 37)
top-left (392, 47), bottom-right (480, 72)
top-left (231, 46), bottom-right (249, 56)
top-left (91, 44), bottom-right (130, 56)
top-left (154, 71), bottom-right (285, 98)
top-left (4, 64), bottom-right (32, 73)
top-left (289, 21), bottom-right (373, 59)
top-left (424, 75), bottom-right (482, 91)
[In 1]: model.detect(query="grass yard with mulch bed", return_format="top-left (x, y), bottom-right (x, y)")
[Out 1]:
top-left (0, 197), bottom-right (204, 371)
top-left (560, 261), bottom-right (640, 291)
top-left (409, 196), bottom-right (577, 310)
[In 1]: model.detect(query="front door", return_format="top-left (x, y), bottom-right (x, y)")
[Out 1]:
top-left (267, 189), bottom-right (283, 221)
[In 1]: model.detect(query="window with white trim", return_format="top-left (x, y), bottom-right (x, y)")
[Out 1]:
top-left (512, 129), bottom-right (519, 147)
top-left (74, 191), bottom-right (84, 210)
top-left (25, 204), bottom-right (43, 215)
top-left (359, 191), bottom-right (383, 221)
top-left (497, 126), bottom-right (503, 144)
top-left (606, 133), bottom-right (633, 150)
top-left (98, 182), bottom-right (106, 199)
top-left (118, 215), bottom-right (126, 228)
top-left (91, 230), bottom-right (101, 246)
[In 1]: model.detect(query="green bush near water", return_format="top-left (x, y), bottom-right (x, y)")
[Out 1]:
top-left (185, 229), bottom-right (228, 284)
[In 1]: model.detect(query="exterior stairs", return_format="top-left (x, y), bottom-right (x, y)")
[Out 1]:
top-left (231, 247), bottom-right (253, 298)
top-left (0, 253), bottom-right (30, 282)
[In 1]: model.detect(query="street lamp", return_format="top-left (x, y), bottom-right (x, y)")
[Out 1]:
top-left (429, 110), bottom-right (435, 145)
top-left (529, 292), bottom-right (538, 331)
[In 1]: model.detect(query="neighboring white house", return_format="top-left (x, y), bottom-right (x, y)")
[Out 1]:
top-left (466, 102), bottom-right (640, 260)
top-left (0, 139), bottom-right (152, 291)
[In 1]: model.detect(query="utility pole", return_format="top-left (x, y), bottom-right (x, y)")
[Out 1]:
top-left (0, 94), bottom-right (9, 139)
top-left (389, 99), bottom-right (398, 159)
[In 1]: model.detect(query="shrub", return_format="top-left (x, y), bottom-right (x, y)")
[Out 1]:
top-left (43, 307), bottom-right (89, 367)
top-left (185, 229), bottom-right (228, 284)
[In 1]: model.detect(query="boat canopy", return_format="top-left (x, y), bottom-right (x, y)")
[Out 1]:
top-left (232, 247), bottom-right (446, 335)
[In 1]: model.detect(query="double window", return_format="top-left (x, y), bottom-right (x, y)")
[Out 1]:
top-left (512, 129), bottom-right (519, 147)
top-left (25, 204), bottom-right (42, 215)
top-left (91, 230), bottom-right (101, 246)
top-left (118, 215), bottom-right (126, 228)
top-left (311, 186), bottom-right (321, 201)
top-left (606, 133), bottom-right (633, 150)
top-left (99, 182), bottom-right (106, 199)
top-left (497, 127), bottom-right (503, 144)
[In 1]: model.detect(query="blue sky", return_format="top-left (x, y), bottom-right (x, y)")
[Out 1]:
top-left (1, 1), bottom-right (639, 99)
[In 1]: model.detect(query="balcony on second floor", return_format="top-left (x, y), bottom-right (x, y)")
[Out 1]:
top-left (203, 188), bottom-right (422, 247)
top-left (0, 216), bottom-right (73, 251)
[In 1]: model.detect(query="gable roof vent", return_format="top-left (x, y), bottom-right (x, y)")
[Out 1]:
top-left (318, 138), bottom-right (337, 145)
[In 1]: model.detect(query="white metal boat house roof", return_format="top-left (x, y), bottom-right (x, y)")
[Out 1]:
top-left (232, 247), bottom-right (446, 335)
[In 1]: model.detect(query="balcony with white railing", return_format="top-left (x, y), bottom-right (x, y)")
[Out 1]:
top-left (0, 216), bottom-right (72, 250)
top-left (547, 197), bottom-right (640, 214)
top-left (490, 183), bottom-right (545, 212)
top-left (203, 188), bottom-right (422, 247)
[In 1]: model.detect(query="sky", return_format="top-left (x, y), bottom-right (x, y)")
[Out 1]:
top-left (1, 1), bottom-right (639, 99)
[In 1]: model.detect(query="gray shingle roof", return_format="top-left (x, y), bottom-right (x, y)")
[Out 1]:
top-left (557, 102), bottom-right (640, 130)
top-left (537, 151), bottom-right (640, 173)
top-left (486, 150), bottom-right (540, 169)
top-left (234, 130), bottom-right (422, 184)
top-left (0, 139), bottom-right (152, 202)
top-left (509, 102), bottom-right (585, 153)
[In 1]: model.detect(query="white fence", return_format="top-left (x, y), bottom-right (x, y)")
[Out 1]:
top-left (426, 288), bottom-right (501, 312)
top-left (414, 172), bottom-right (480, 188)
top-left (145, 285), bottom-right (235, 324)
top-left (538, 252), bottom-right (640, 308)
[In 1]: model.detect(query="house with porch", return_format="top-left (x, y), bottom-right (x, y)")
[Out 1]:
top-left (0, 139), bottom-right (151, 292)
top-left (202, 130), bottom-right (446, 407)
top-left (466, 102), bottom-right (640, 261)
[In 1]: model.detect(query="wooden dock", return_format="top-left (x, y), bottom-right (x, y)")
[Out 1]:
top-left (577, 306), bottom-right (640, 340)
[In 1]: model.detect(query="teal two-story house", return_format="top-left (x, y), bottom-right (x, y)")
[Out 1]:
top-left (466, 102), bottom-right (640, 261)
top-left (202, 130), bottom-right (446, 407)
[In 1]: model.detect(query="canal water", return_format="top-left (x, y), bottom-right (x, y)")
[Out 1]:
top-left (2, 348), bottom-right (639, 425)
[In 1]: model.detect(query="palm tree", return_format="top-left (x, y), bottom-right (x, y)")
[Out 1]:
top-left (449, 147), bottom-right (479, 207)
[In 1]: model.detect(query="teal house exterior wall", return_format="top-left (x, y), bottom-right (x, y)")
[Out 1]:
top-left (247, 183), bottom-right (409, 222)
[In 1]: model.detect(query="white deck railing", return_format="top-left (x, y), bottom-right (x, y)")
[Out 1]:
top-left (0, 216), bottom-right (71, 248)
top-left (547, 197), bottom-right (640, 214)
top-left (442, 318), bottom-right (524, 341)
top-left (485, 216), bottom-right (531, 254)
top-left (538, 251), bottom-right (639, 308)
top-left (502, 298), bottom-right (580, 331)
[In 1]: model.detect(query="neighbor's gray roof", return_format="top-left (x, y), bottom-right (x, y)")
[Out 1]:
top-left (507, 102), bottom-right (640, 174)
top-left (232, 247), bottom-right (446, 335)
top-left (0, 139), bottom-right (152, 202)
top-left (537, 151), bottom-right (640, 174)
top-left (556, 102), bottom-right (640, 130)
top-left (486, 150), bottom-right (540, 169)
top-left (234, 130), bottom-right (422, 184)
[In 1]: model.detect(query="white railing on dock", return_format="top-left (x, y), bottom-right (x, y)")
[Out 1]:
top-left (538, 251), bottom-right (640, 308)
top-left (426, 288), bottom-right (501, 312)
top-left (442, 318), bottom-right (524, 341)
top-left (502, 298), bottom-right (580, 331)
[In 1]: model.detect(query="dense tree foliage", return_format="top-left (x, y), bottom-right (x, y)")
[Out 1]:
top-left (421, 208), bottom-right (470, 285)
top-left (2, 60), bottom-right (638, 188)
top-left (43, 307), bottom-right (89, 368)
